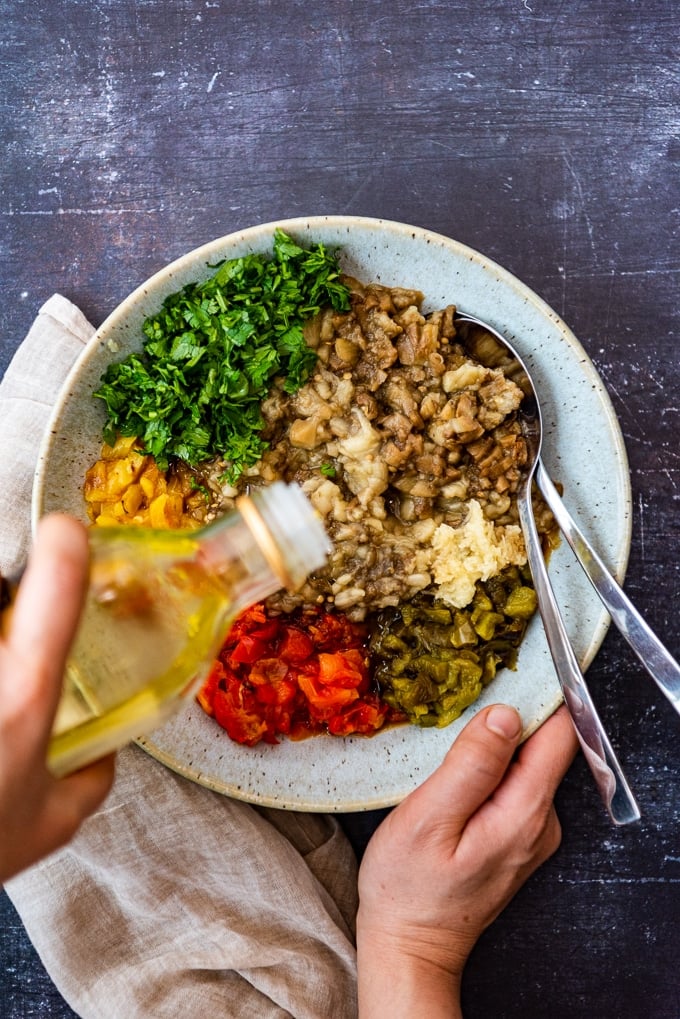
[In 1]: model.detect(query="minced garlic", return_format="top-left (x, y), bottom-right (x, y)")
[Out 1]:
top-left (430, 499), bottom-right (526, 608)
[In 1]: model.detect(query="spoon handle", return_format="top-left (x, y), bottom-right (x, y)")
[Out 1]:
top-left (518, 486), bottom-right (640, 825)
top-left (536, 461), bottom-right (680, 715)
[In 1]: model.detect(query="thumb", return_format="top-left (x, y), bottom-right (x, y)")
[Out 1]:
top-left (401, 704), bottom-right (523, 842)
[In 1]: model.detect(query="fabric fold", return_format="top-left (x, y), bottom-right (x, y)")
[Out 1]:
top-left (1, 295), bottom-right (359, 1019)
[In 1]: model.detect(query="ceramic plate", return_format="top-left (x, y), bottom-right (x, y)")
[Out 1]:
top-left (33, 216), bottom-right (632, 811)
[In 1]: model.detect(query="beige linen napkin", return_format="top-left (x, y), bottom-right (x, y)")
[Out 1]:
top-left (1, 296), bottom-right (359, 1018)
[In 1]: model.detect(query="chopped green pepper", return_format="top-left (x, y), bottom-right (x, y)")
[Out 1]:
top-left (369, 565), bottom-right (537, 728)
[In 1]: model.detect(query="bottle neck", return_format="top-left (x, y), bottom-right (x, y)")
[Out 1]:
top-left (235, 493), bottom-right (292, 589)
top-left (195, 481), bottom-right (330, 616)
top-left (196, 508), bottom-right (285, 617)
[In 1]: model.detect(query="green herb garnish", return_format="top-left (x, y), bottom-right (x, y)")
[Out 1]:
top-left (94, 229), bottom-right (350, 483)
top-left (189, 477), bottom-right (210, 502)
top-left (320, 462), bottom-right (337, 478)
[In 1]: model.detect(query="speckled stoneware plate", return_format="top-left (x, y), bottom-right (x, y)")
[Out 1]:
top-left (33, 216), bottom-right (632, 811)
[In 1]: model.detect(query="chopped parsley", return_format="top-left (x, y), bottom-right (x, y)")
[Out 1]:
top-left (320, 462), bottom-right (337, 478)
top-left (189, 477), bottom-right (210, 502)
top-left (94, 229), bottom-right (350, 483)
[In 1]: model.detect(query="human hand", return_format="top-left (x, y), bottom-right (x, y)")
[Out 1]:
top-left (0, 515), bottom-right (115, 883)
top-left (356, 703), bottom-right (578, 1018)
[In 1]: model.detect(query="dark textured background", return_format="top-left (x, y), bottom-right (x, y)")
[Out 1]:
top-left (1, 1), bottom-right (679, 1016)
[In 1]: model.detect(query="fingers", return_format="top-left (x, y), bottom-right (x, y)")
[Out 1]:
top-left (495, 705), bottom-right (578, 814)
top-left (402, 704), bottom-right (523, 841)
top-left (518, 704), bottom-right (578, 779)
top-left (51, 754), bottom-right (116, 831)
top-left (6, 515), bottom-right (89, 717)
top-left (10, 755), bottom-right (116, 874)
top-left (475, 705), bottom-right (577, 866)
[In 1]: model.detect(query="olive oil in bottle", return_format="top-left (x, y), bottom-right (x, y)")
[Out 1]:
top-left (48, 481), bottom-right (330, 777)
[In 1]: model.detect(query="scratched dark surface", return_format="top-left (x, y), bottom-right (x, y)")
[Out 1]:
top-left (1, 1), bottom-right (679, 1016)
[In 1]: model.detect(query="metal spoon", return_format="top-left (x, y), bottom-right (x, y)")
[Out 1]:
top-left (456, 313), bottom-right (680, 715)
top-left (456, 313), bottom-right (640, 825)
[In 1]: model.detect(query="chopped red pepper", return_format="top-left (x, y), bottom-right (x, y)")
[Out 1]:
top-left (297, 671), bottom-right (359, 721)
top-left (228, 634), bottom-right (270, 665)
top-left (327, 695), bottom-right (390, 736)
top-left (278, 626), bottom-right (314, 664)
top-left (317, 649), bottom-right (368, 690)
top-left (213, 678), bottom-right (272, 746)
top-left (198, 603), bottom-right (395, 746)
